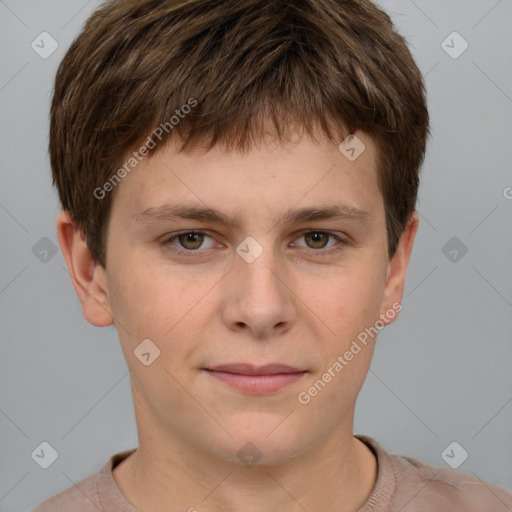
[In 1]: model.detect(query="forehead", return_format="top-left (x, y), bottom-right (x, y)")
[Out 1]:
top-left (111, 131), bottom-right (383, 228)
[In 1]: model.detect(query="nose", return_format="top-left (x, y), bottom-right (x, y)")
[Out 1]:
top-left (220, 243), bottom-right (297, 339)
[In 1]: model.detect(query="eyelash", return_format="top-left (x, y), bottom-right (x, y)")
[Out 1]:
top-left (161, 229), bottom-right (348, 258)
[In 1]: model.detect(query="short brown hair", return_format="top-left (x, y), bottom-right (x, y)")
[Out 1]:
top-left (50, 0), bottom-right (429, 268)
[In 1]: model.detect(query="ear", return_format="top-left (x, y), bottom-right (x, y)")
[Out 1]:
top-left (56, 210), bottom-right (114, 327)
top-left (379, 211), bottom-right (419, 326)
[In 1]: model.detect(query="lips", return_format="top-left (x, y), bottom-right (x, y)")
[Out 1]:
top-left (204, 363), bottom-right (307, 394)
top-left (207, 363), bottom-right (304, 375)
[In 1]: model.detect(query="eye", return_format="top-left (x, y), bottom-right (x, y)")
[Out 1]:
top-left (292, 230), bottom-right (346, 254)
top-left (161, 229), bottom-right (347, 258)
top-left (163, 230), bottom-right (216, 253)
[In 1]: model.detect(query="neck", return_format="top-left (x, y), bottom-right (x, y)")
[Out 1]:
top-left (113, 413), bottom-right (377, 512)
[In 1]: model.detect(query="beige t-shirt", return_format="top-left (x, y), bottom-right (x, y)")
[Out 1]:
top-left (32, 435), bottom-right (512, 511)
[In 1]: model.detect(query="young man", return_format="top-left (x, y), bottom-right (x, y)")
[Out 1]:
top-left (34, 0), bottom-right (512, 510)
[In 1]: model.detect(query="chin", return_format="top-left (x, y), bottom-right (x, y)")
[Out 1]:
top-left (201, 419), bottom-right (315, 468)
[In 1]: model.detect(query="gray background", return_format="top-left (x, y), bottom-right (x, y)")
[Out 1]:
top-left (1, 0), bottom-right (511, 510)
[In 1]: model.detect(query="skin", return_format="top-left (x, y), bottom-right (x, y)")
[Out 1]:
top-left (57, 127), bottom-right (418, 512)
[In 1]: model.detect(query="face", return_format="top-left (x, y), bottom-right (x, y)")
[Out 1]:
top-left (63, 129), bottom-right (417, 466)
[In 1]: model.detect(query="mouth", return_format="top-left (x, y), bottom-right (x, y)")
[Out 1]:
top-left (203, 363), bottom-right (308, 394)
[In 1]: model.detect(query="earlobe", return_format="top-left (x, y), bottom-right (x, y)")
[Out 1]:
top-left (56, 210), bottom-right (114, 327)
top-left (379, 212), bottom-right (419, 326)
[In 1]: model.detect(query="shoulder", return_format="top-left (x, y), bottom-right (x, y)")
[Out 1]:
top-left (358, 435), bottom-right (512, 512)
top-left (31, 471), bottom-right (100, 512)
top-left (31, 449), bottom-right (136, 512)
top-left (394, 452), bottom-right (512, 510)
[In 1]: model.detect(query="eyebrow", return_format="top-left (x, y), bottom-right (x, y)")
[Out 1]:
top-left (132, 203), bottom-right (372, 229)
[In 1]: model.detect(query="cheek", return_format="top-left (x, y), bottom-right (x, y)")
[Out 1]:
top-left (300, 265), bottom-right (385, 345)
top-left (108, 257), bottom-right (199, 332)
top-left (300, 264), bottom-right (385, 411)
top-left (106, 260), bottom-right (219, 372)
